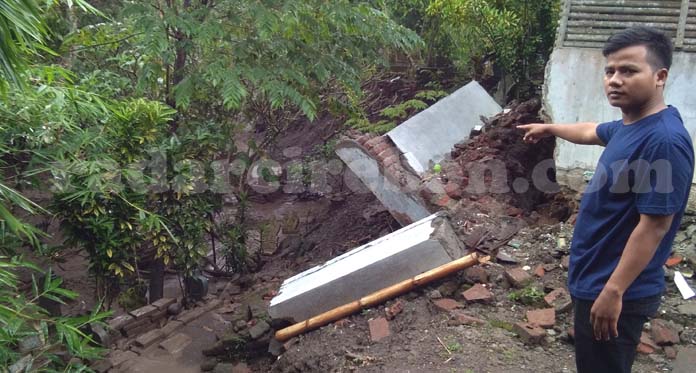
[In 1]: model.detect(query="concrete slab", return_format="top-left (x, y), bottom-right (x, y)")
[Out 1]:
top-left (269, 212), bottom-right (466, 322)
top-left (336, 140), bottom-right (430, 226)
top-left (386, 81), bottom-right (502, 175)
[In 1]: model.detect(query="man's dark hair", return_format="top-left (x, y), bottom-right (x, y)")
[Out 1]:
top-left (603, 26), bottom-right (673, 70)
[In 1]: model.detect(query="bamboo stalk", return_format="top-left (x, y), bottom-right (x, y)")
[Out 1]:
top-left (275, 252), bottom-right (488, 342)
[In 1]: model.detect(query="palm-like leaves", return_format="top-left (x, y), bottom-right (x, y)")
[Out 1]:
top-left (0, 0), bottom-right (44, 86)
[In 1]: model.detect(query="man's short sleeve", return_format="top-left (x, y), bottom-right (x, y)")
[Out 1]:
top-left (596, 120), bottom-right (620, 145)
top-left (635, 138), bottom-right (693, 215)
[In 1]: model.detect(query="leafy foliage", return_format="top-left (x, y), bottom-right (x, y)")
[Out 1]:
top-left (0, 256), bottom-right (109, 371)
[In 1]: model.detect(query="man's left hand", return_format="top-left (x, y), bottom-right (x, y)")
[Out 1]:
top-left (590, 287), bottom-right (622, 341)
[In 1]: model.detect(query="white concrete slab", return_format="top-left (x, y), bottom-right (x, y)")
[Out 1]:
top-left (268, 212), bottom-right (465, 322)
top-left (387, 81), bottom-right (502, 175)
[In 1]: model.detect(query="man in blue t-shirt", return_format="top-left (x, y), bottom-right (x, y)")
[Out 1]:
top-left (518, 27), bottom-right (694, 372)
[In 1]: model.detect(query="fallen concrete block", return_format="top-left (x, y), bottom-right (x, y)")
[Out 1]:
top-left (386, 81), bottom-right (502, 176)
top-left (269, 212), bottom-right (466, 322)
top-left (159, 332), bottom-right (192, 354)
top-left (134, 329), bottom-right (164, 348)
top-left (129, 305), bottom-right (158, 320)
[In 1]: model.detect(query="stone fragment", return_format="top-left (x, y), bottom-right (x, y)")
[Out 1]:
top-left (505, 268), bottom-right (532, 288)
top-left (433, 298), bottom-right (462, 312)
top-left (651, 319), bottom-right (681, 346)
top-left (462, 284), bottom-right (494, 303)
top-left (463, 266), bottom-right (489, 284)
top-left (167, 302), bottom-right (183, 316)
top-left (664, 346), bottom-right (678, 360)
top-left (544, 288), bottom-right (572, 313)
top-left (129, 305), bottom-right (158, 320)
top-left (444, 182), bottom-right (462, 199)
top-left (159, 332), bottom-right (192, 354)
top-left (134, 329), bottom-right (164, 348)
top-left (513, 322), bottom-right (547, 345)
top-left (249, 320), bottom-right (271, 340)
top-left (368, 317), bottom-right (390, 342)
top-left (526, 308), bottom-right (556, 328)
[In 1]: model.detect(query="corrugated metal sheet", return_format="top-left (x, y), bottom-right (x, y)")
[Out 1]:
top-left (559, 0), bottom-right (695, 52)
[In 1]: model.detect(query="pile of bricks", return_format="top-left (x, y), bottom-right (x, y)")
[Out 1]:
top-left (107, 298), bottom-right (177, 341)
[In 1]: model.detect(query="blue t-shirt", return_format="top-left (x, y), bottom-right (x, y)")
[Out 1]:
top-left (568, 106), bottom-right (694, 300)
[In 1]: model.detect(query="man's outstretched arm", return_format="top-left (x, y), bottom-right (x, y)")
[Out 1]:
top-left (590, 213), bottom-right (673, 341)
top-left (517, 122), bottom-right (603, 146)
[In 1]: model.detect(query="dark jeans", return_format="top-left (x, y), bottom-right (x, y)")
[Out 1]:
top-left (572, 294), bottom-right (662, 373)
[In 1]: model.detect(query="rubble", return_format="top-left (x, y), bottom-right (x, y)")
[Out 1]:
top-left (368, 317), bottom-right (391, 342)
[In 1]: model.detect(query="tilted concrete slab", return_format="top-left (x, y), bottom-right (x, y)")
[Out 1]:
top-left (335, 140), bottom-right (430, 226)
top-left (269, 212), bottom-right (466, 323)
top-left (386, 81), bottom-right (502, 176)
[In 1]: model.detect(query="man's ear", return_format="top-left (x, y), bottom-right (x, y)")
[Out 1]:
top-left (655, 68), bottom-right (669, 88)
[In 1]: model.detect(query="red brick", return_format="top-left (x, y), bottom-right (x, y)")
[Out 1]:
top-left (356, 135), bottom-right (370, 145)
top-left (433, 298), bottom-right (462, 312)
top-left (567, 326), bottom-right (575, 341)
top-left (444, 182), bottom-right (462, 199)
top-left (506, 207), bottom-right (523, 216)
top-left (383, 155), bottom-right (399, 168)
top-left (513, 322), bottom-right (546, 345)
top-left (544, 288), bottom-right (572, 312)
top-left (637, 343), bottom-right (656, 355)
top-left (365, 136), bottom-right (387, 151)
top-left (368, 317), bottom-right (390, 342)
top-left (371, 142), bottom-right (391, 156)
top-left (232, 362), bottom-right (252, 373)
top-left (434, 195), bottom-right (453, 208)
top-left (651, 319), bottom-right (680, 346)
top-left (504, 268), bottom-right (532, 288)
top-left (385, 300), bottom-right (404, 320)
top-left (640, 332), bottom-right (659, 350)
top-left (461, 284), bottom-right (494, 303)
top-left (534, 265), bottom-right (545, 278)
top-left (664, 346), bottom-right (678, 359)
top-left (450, 310), bottom-right (485, 326)
top-left (526, 308), bottom-right (556, 328)
top-left (665, 255), bottom-right (683, 268)
top-left (377, 147), bottom-right (398, 162)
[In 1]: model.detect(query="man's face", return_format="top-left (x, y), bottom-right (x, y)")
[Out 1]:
top-left (603, 45), bottom-right (666, 111)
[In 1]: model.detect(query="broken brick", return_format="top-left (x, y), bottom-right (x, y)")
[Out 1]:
top-left (433, 298), bottom-right (462, 312)
top-left (377, 147), bottom-right (399, 162)
top-left (383, 155), bottom-right (399, 168)
top-left (640, 332), bottom-right (659, 350)
top-left (513, 322), bottom-right (546, 345)
top-left (444, 182), bottom-right (462, 199)
top-left (504, 268), bottom-right (532, 288)
top-left (665, 255), bottom-right (683, 268)
top-left (534, 265), bottom-right (545, 278)
top-left (651, 319), bottom-right (680, 346)
top-left (544, 288), bottom-right (572, 313)
top-left (385, 300), bottom-right (404, 320)
top-left (434, 195), bottom-right (453, 208)
top-left (637, 342), bottom-right (656, 355)
top-left (364, 136), bottom-right (386, 151)
top-left (526, 308), bottom-right (555, 328)
top-left (368, 317), bottom-right (390, 342)
top-left (450, 310), bottom-right (485, 326)
top-left (371, 141), bottom-right (391, 156)
top-left (506, 207), bottom-right (523, 216)
top-left (461, 284), bottom-right (494, 303)
top-left (664, 346), bottom-right (678, 359)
